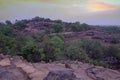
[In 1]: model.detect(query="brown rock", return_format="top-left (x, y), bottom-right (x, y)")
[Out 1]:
top-left (0, 65), bottom-right (30, 80)
top-left (43, 70), bottom-right (77, 80)
top-left (65, 63), bottom-right (71, 69)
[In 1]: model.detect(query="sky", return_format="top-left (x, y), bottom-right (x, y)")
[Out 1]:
top-left (0, 0), bottom-right (120, 25)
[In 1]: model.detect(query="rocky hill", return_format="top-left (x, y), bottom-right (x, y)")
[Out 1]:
top-left (0, 17), bottom-right (120, 79)
top-left (0, 54), bottom-right (120, 80)
top-left (14, 17), bottom-right (120, 44)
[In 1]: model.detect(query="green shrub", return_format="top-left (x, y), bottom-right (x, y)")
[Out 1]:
top-left (14, 20), bottom-right (28, 30)
top-left (64, 41), bottom-right (90, 62)
top-left (5, 20), bottom-right (12, 26)
top-left (104, 26), bottom-right (120, 34)
top-left (0, 34), bottom-right (16, 54)
top-left (51, 24), bottom-right (63, 33)
top-left (70, 23), bottom-right (91, 32)
top-left (80, 40), bottom-right (104, 60)
top-left (104, 45), bottom-right (120, 59)
top-left (41, 35), bottom-right (65, 62)
top-left (92, 60), bottom-right (108, 67)
top-left (22, 40), bottom-right (45, 62)
top-left (0, 26), bottom-right (14, 36)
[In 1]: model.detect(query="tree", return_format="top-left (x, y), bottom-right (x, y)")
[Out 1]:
top-left (0, 26), bottom-right (14, 36)
top-left (104, 26), bottom-right (120, 34)
top-left (0, 34), bottom-right (16, 55)
top-left (64, 41), bottom-right (90, 62)
top-left (41, 35), bottom-right (65, 61)
top-left (80, 23), bottom-right (91, 30)
top-left (32, 16), bottom-right (45, 21)
top-left (80, 40), bottom-right (104, 60)
top-left (5, 20), bottom-right (12, 26)
top-left (51, 24), bottom-right (63, 33)
top-left (104, 45), bottom-right (120, 60)
top-left (54, 20), bottom-right (62, 23)
top-left (22, 40), bottom-right (45, 62)
top-left (70, 23), bottom-right (80, 32)
top-left (70, 23), bottom-right (90, 32)
top-left (110, 36), bottom-right (120, 44)
top-left (14, 20), bottom-right (28, 30)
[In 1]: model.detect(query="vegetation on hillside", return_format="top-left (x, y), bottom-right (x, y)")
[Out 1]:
top-left (0, 17), bottom-right (120, 69)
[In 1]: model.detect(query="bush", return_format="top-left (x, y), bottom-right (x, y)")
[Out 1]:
top-left (32, 17), bottom-right (45, 22)
top-left (70, 23), bottom-right (80, 32)
top-left (80, 23), bottom-right (91, 30)
top-left (22, 40), bottom-right (45, 62)
top-left (0, 34), bottom-right (16, 55)
top-left (80, 40), bottom-right (104, 60)
top-left (5, 20), bottom-right (12, 26)
top-left (70, 23), bottom-right (90, 32)
top-left (104, 45), bottom-right (120, 60)
top-left (104, 26), bottom-right (120, 34)
top-left (0, 26), bottom-right (14, 36)
top-left (92, 60), bottom-right (108, 67)
top-left (41, 35), bottom-right (65, 62)
top-left (14, 20), bottom-right (28, 30)
top-left (64, 41), bottom-right (90, 62)
top-left (51, 24), bottom-right (63, 33)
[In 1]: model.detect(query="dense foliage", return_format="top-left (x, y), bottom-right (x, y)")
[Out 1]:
top-left (70, 23), bottom-right (91, 32)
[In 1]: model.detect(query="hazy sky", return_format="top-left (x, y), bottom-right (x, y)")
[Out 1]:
top-left (0, 0), bottom-right (120, 25)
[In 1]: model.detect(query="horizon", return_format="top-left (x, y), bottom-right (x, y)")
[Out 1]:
top-left (0, 17), bottom-right (120, 27)
top-left (0, 0), bottom-right (120, 25)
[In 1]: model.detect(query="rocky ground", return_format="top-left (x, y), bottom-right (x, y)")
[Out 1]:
top-left (0, 54), bottom-right (120, 80)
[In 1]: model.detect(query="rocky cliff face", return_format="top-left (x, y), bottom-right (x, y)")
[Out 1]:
top-left (0, 54), bottom-right (120, 80)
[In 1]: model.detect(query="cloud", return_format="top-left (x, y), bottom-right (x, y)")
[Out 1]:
top-left (88, 2), bottom-right (117, 11)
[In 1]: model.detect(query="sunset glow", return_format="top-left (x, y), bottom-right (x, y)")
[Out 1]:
top-left (88, 2), bottom-right (117, 11)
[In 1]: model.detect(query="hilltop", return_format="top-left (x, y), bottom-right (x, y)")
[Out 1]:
top-left (11, 17), bottom-right (120, 44)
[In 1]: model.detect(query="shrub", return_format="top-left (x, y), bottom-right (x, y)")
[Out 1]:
top-left (14, 20), bottom-right (28, 30)
top-left (5, 20), bottom-right (12, 26)
top-left (80, 40), bottom-right (104, 60)
top-left (64, 41), bottom-right (90, 62)
top-left (104, 26), bottom-right (120, 34)
top-left (104, 45), bottom-right (120, 60)
top-left (51, 24), bottom-right (63, 33)
top-left (70, 23), bottom-right (80, 32)
top-left (0, 26), bottom-right (14, 36)
top-left (0, 34), bottom-right (16, 54)
top-left (70, 23), bottom-right (90, 32)
top-left (22, 40), bottom-right (45, 62)
top-left (41, 35), bottom-right (65, 62)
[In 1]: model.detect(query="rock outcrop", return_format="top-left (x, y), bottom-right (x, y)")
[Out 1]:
top-left (0, 65), bottom-right (30, 80)
top-left (0, 54), bottom-right (120, 80)
top-left (43, 70), bottom-right (77, 80)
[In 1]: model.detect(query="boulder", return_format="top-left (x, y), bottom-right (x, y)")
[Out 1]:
top-left (0, 65), bottom-right (30, 80)
top-left (43, 70), bottom-right (77, 80)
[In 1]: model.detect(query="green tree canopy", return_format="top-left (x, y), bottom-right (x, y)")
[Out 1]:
top-left (41, 35), bottom-right (65, 61)
top-left (0, 26), bottom-right (14, 36)
top-left (80, 40), bottom-right (104, 60)
top-left (51, 24), bottom-right (63, 33)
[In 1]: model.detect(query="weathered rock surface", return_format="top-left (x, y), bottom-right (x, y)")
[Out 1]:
top-left (43, 70), bottom-right (77, 80)
top-left (0, 65), bottom-right (30, 80)
top-left (0, 54), bottom-right (120, 80)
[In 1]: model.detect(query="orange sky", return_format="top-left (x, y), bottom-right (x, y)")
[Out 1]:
top-left (88, 2), bottom-right (117, 11)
